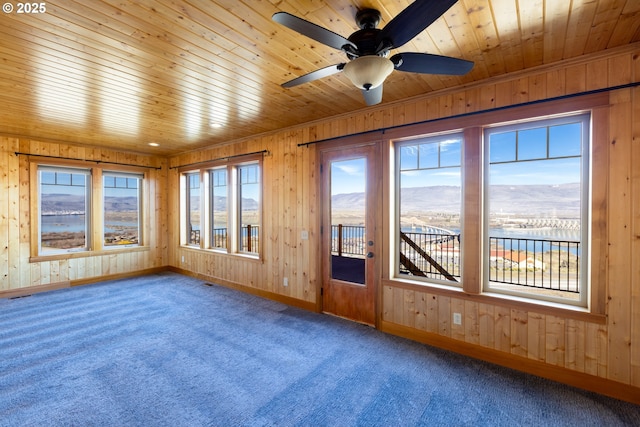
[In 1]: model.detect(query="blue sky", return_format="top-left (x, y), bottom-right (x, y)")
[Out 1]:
top-left (332, 122), bottom-right (583, 193)
top-left (331, 158), bottom-right (366, 195)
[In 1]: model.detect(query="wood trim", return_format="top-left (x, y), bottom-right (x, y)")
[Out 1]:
top-left (91, 167), bottom-right (104, 251)
top-left (0, 280), bottom-right (70, 299)
top-left (29, 245), bottom-right (150, 263)
top-left (168, 266), bottom-right (318, 313)
top-left (175, 152), bottom-right (265, 172)
top-left (381, 278), bottom-right (607, 324)
top-left (383, 92), bottom-right (610, 142)
top-left (28, 161), bottom-right (39, 258)
top-left (462, 127), bottom-right (482, 294)
top-left (590, 106), bottom-right (609, 315)
top-left (70, 267), bottom-right (168, 287)
top-left (381, 319), bottom-right (640, 406)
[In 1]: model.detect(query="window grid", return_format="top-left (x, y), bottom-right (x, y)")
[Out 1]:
top-left (183, 160), bottom-right (261, 257)
top-left (396, 134), bottom-right (463, 286)
top-left (103, 172), bottom-right (142, 247)
top-left (210, 168), bottom-right (228, 250)
top-left (39, 168), bottom-right (91, 254)
top-left (186, 172), bottom-right (201, 246)
top-left (484, 113), bottom-right (589, 307)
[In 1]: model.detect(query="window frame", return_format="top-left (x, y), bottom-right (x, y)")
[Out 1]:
top-left (179, 155), bottom-right (262, 259)
top-left (184, 171), bottom-right (202, 247)
top-left (37, 165), bottom-right (92, 255)
top-left (30, 160), bottom-right (149, 261)
top-left (102, 171), bottom-right (144, 249)
top-left (482, 113), bottom-right (591, 308)
top-left (209, 167), bottom-right (229, 251)
top-left (236, 162), bottom-right (261, 255)
top-left (394, 131), bottom-right (464, 287)
top-left (383, 93), bottom-right (608, 318)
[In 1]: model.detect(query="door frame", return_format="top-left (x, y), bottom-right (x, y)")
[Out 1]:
top-left (317, 137), bottom-right (382, 327)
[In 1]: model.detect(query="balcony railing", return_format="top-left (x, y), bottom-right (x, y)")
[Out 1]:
top-left (399, 231), bottom-right (460, 282)
top-left (189, 227), bottom-right (200, 245)
top-left (188, 225), bottom-right (259, 253)
top-left (489, 236), bottom-right (580, 293)
top-left (242, 224), bottom-right (259, 253)
top-left (212, 228), bottom-right (227, 248)
top-left (331, 224), bottom-right (366, 257)
top-left (398, 233), bottom-right (580, 292)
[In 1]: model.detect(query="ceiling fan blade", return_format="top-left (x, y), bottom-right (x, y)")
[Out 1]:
top-left (392, 53), bottom-right (474, 75)
top-left (361, 84), bottom-right (383, 106)
top-left (377, 0), bottom-right (458, 51)
top-left (281, 64), bottom-right (345, 88)
top-left (273, 12), bottom-right (356, 52)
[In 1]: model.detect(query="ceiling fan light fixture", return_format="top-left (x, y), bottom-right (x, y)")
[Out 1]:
top-left (343, 56), bottom-right (394, 90)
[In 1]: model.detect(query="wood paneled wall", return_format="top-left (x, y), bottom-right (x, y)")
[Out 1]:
top-left (169, 44), bottom-right (640, 398)
top-left (0, 139), bottom-right (168, 294)
top-left (1, 43), bottom-right (637, 402)
top-left (168, 130), bottom-right (320, 308)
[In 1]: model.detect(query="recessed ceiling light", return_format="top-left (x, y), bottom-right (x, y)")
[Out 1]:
top-left (210, 122), bottom-right (223, 128)
top-left (148, 142), bottom-right (159, 147)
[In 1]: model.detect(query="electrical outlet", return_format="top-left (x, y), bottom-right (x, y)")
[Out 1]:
top-left (283, 277), bottom-right (288, 287)
top-left (301, 230), bottom-right (309, 240)
top-left (453, 312), bottom-right (462, 325)
top-left (181, 255), bottom-right (185, 263)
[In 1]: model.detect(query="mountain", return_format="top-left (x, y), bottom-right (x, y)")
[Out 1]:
top-left (41, 193), bottom-right (259, 215)
top-left (488, 183), bottom-right (580, 216)
top-left (41, 194), bottom-right (86, 214)
top-left (332, 183), bottom-right (581, 217)
top-left (42, 194), bottom-right (139, 214)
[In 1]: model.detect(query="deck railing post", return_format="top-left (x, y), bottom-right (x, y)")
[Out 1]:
top-left (246, 224), bottom-right (252, 252)
top-left (337, 224), bottom-right (343, 257)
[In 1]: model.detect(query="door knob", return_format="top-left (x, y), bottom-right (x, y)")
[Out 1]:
top-left (366, 252), bottom-right (374, 258)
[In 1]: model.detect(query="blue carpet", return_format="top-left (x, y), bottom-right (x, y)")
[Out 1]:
top-left (1, 272), bottom-right (639, 426)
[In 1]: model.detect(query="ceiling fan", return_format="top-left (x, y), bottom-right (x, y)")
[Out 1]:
top-left (272, 0), bottom-right (474, 106)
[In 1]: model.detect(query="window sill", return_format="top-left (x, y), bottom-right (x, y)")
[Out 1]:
top-left (30, 245), bottom-right (150, 263)
top-left (180, 245), bottom-right (262, 263)
top-left (382, 277), bottom-right (606, 325)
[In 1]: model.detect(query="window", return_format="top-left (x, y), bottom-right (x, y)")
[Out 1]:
top-left (186, 172), bottom-right (201, 246)
top-left (210, 168), bottom-right (228, 249)
top-left (181, 158), bottom-right (261, 257)
top-left (39, 166), bottom-right (90, 253)
top-left (103, 172), bottom-right (143, 247)
top-left (484, 114), bottom-right (589, 306)
top-left (35, 163), bottom-right (147, 257)
top-left (390, 107), bottom-right (596, 310)
top-left (238, 163), bottom-right (260, 254)
top-left (396, 134), bottom-right (463, 285)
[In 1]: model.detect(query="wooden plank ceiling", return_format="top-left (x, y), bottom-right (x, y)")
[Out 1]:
top-left (0, 0), bottom-right (638, 156)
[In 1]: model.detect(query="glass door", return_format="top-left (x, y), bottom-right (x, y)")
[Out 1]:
top-left (321, 144), bottom-right (378, 326)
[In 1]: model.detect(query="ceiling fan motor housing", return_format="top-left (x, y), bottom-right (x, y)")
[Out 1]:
top-left (355, 8), bottom-right (381, 29)
top-left (345, 9), bottom-right (388, 60)
top-left (272, 0), bottom-right (473, 105)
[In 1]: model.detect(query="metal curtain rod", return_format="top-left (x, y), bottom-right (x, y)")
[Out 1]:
top-left (170, 149), bottom-right (270, 170)
top-left (297, 82), bottom-right (640, 148)
top-left (14, 152), bottom-right (163, 170)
